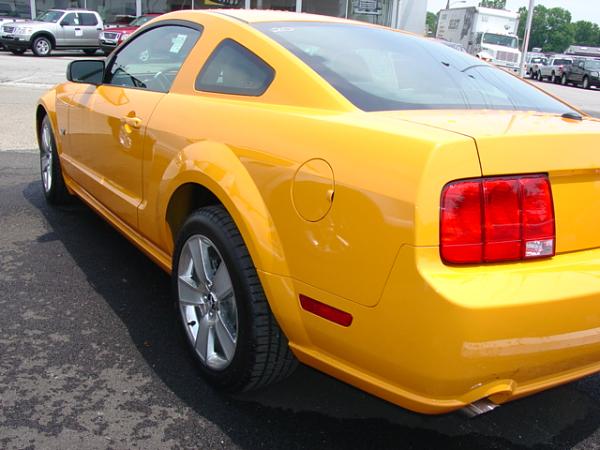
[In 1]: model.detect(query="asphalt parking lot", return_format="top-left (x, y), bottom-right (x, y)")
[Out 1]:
top-left (3, 51), bottom-right (600, 449)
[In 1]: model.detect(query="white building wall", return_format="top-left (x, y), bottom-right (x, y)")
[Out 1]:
top-left (392, 0), bottom-right (427, 34)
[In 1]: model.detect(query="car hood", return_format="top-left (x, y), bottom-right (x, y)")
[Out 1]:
top-left (7, 20), bottom-right (51, 27)
top-left (102, 26), bottom-right (137, 33)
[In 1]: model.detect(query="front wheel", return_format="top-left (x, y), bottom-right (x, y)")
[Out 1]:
top-left (551, 73), bottom-right (557, 84)
top-left (561, 74), bottom-right (568, 86)
top-left (583, 76), bottom-right (590, 89)
top-left (39, 115), bottom-right (71, 204)
top-left (173, 206), bottom-right (297, 392)
top-left (82, 48), bottom-right (97, 56)
top-left (32, 36), bottom-right (51, 56)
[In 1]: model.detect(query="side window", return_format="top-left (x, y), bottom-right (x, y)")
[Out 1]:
top-left (61, 13), bottom-right (79, 26)
top-left (80, 13), bottom-right (98, 26)
top-left (106, 25), bottom-right (202, 93)
top-left (195, 39), bottom-right (275, 96)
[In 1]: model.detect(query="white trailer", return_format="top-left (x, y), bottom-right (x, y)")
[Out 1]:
top-left (436, 6), bottom-right (521, 73)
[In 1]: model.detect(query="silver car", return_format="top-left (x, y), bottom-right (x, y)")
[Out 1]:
top-left (0, 9), bottom-right (103, 56)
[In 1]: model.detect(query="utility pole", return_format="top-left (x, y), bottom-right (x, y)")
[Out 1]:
top-left (520, 0), bottom-right (535, 77)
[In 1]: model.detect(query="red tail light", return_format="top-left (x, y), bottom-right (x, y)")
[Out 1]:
top-left (440, 175), bottom-right (554, 264)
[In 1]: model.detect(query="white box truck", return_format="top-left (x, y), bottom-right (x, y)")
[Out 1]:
top-left (436, 6), bottom-right (521, 73)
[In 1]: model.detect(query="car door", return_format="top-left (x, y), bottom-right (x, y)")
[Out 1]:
top-left (58, 12), bottom-right (80, 47)
top-left (79, 12), bottom-right (102, 47)
top-left (66, 23), bottom-right (202, 229)
top-left (572, 60), bottom-right (585, 83)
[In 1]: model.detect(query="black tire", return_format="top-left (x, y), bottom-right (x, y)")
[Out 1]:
top-left (536, 71), bottom-right (543, 81)
top-left (82, 48), bottom-right (97, 56)
top-left (172, 206), bottom-right (297, 392)
top-left (39, 115), bottom-right (71, 205)
top-left (10, 48), bottom-right (25, 55)
top-left (583, 76), bottom-right (590, 89)
top-left (561, 74), bottom-right (568, 86)
top-left (32, 36), bottom-right (52, 57)
top-left (551, 73), bottom-right (557, 84)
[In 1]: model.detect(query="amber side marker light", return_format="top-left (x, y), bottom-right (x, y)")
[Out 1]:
top-left (440, 174), bottom-right (555, 264)
top-left (299, 294), bottom-right (353, 327)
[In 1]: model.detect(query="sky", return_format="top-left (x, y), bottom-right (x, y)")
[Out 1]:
top-left (426, 0), bottom-right (600, 25)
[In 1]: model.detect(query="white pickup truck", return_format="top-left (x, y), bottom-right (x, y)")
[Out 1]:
top-left (535, 55), bottom-right (574, 84)
top-left (0, 9), bottom-right (103, 56)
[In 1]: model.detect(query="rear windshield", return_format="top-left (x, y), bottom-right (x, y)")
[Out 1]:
top-left (255, 22), bottom-right (574, 114)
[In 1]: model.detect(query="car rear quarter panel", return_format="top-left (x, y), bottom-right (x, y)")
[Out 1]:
top-left (140, 14), bottom-right (482, 308)
top-left (143, 93), bottom-right (481, 309)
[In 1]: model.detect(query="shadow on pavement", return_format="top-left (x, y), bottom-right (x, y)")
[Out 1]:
top-left (24, 180), bottom-right (600, 449)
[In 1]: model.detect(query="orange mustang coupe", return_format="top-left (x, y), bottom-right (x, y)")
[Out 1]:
top-left (36, 9), bottom-right (600, 415)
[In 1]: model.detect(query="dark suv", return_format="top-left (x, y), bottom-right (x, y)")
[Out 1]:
top-left (562, 58), bottom-right (600, 89)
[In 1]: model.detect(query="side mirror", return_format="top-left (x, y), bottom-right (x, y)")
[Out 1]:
top-left (67, 60), bottom-right (105, 84)
top-left (59, 21), bottom-right (66, 26)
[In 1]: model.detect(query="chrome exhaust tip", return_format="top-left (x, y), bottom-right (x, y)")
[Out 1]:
top-left (460, 398), bottom-right (499, 418)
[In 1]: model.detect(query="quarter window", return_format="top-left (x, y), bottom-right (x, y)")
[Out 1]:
top-left (195, 39), bottom-right (274, 96)
top-left (105, 25), bottom-right (202, 93)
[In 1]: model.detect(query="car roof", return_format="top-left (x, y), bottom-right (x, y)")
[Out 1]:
top-left (48, 8), bottom-right (96, 13)
top-left (182, 8), bottom-right (355, 25)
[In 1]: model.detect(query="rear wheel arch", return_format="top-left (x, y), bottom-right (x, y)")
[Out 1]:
top-left (166, 182), bottom-right (221, 245)
top-left (163, 174), bottom-right (302, 351)
top-left (160, 144), bottom-right (291, 279)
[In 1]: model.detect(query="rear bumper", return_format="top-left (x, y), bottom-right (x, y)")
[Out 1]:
top-left (271, 245), bottom-right (600, 414)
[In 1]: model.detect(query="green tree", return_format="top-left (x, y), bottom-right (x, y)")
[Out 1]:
top-left (426, 11), bottom-right (438, 36)
top-left (517, 5), bottom-right (574, 53)
top-left (479, 0), bottom-right (506, 9)
top-left (572, 20), bottom-right (600, 46)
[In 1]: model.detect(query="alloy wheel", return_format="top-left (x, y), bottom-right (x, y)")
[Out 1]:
top-left (35, 38), bottom-right (50, 56)
top-left (177, 234), bottom-right (238, 371)
top-left (40, 120), bottom-right (53, 193)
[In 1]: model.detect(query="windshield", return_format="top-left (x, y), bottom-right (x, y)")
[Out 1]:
top-left (585, 60), bottom-right (600, 70)
top-left (130, 15), bottom-right (154, 27)
top-left (36, 10), bottom-right (63, 23)
top-left (255, 22), bottom-right (572, 114)
top-left (481, 33), bottom-right (518, 49)
top-left (553, 59), bottom-right (572, 66)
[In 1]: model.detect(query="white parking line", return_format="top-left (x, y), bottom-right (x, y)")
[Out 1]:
top-left (0, 81), bottom-right (56, 89)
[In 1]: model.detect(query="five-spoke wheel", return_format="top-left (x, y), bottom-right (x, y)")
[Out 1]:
top-left (173, 206), bottom-right (297, 392)
top-left (39, 115), bottom-right (70, 204)
top-left (178, 234), bottom-right (238, 371)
